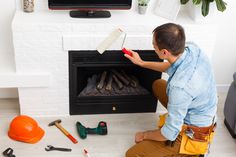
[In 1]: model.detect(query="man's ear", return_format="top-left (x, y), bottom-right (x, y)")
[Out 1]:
top-left (161, 49), bottom-right (170, 56)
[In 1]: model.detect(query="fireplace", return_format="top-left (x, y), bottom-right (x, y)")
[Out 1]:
top-left (69, 50), bottom-right (163, 115)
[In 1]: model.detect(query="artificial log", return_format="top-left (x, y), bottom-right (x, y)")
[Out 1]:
top-left (130, 75), bottom-right (139, 87)
top-left (105, 73), bottom-right (113, 91)
top-left (96, 71), bottom-right (107, 90)
top-left (121, 70), bottom-right (132, 84)
top-left (111, 69), bottom-right (129, 86)
top-left (112, 74), bottom-right (123, 89)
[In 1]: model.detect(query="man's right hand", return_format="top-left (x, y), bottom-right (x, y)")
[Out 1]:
top-left (124, 49), bottom-right (171, 72)
top-left (124, 50), bottom-right (144, 67)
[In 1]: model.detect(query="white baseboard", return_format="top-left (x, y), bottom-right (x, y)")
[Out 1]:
top-left (216, 84), bottom-right (230, 93)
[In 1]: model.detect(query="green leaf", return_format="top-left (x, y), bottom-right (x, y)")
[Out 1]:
top-left (138, 0), bottom-right (150, 6)
top-left (201, 0), bottom-right (210, 16)
top-left (180, 0), bottom-right (190, 4)
top-left (215, 0), bottom-right (226, 12)
top-left (192, 0), bottom-right (201, 5)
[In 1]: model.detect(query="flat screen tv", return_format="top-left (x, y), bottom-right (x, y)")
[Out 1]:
top-left (48, 0), bottom-right (132, 18)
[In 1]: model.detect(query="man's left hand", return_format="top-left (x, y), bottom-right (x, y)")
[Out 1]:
top-left (135, 132), bottom-right (145, 143)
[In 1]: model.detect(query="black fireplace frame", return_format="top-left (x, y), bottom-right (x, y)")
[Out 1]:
top-left (69, 50), bottom-right (163, 115)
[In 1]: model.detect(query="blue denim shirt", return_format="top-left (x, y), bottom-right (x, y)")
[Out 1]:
top-left (160, 42), bottom-right (218, 141)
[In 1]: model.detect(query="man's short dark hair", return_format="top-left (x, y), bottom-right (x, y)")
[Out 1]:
top-left (153, 23), bottom-right (185, 56)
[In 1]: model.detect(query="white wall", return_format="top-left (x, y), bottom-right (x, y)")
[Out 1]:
top-left (212, 0), bottom-right (236, 90)
top-left (0, 0), bottom-right (18, 98)
top-left (0, 0), bottom-right (235, 98)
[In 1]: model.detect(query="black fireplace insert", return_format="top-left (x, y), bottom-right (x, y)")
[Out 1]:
top-left (69, 50), bottom-right (163, 115)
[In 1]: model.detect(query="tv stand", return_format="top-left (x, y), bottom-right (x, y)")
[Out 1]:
top-left (70, 10), bottom-right (111, 18)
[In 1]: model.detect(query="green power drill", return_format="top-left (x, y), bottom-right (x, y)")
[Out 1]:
top-left (76, 121), bottom-right (108, 139)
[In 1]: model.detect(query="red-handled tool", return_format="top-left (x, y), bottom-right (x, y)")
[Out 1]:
top-left (122, 48), bottom-right (132, 57)
top-left (48, 119), bottom-right (78, 144)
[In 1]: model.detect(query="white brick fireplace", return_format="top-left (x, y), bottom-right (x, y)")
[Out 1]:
top-left (12, 1), bottom-right (218, 117)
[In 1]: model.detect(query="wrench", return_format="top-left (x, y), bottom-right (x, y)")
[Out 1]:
top-left (45, 145), bottom-right (72, 152)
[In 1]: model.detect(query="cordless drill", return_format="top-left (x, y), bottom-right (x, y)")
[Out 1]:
top-left (76, 121), bottom-right (108, 139)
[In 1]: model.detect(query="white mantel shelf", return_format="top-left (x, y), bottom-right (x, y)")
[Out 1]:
top-left (12, 10), bottom-right (218, 55)
top-left (12, 9), bottom-right (218, 33)
top-left (12, 9), bottom-right (195, 30)
top-left (11, 9), bottom-right (218, 117)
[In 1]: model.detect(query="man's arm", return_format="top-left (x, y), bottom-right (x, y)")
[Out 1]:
top-left (141, 61), bottom-right (170, 72)
top-left (124, 50), bottom-right (170, 72)
top-left (161, 87), bottom-right (192, 141)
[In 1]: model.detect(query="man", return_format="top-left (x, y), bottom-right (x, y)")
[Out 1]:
top-left (124, 23), bottom-right (217, 157)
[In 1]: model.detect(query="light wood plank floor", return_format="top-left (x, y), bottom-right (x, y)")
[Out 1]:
top-left (0, 92), bottom-right (235, 157)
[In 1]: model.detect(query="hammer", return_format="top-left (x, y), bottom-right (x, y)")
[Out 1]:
top-left (48, 119), bottom-right (78, 144)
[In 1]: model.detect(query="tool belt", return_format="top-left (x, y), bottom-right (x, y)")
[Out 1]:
top-left (158, 114), bottom-right (216, 155)
top-left (179, 123), bottom-right (216, 155)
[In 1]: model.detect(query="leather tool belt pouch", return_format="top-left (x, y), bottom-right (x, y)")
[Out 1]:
top-left (179, 124), bottom-right (216, 155)
top-left (158, 113), bottom-right (216, 155)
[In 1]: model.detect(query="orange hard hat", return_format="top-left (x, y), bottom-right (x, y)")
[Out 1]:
top-left (8, 115), bottom-right (45, 144)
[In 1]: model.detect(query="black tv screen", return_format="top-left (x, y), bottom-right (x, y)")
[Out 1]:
top-left (49, 0), bottom-right (132, 18)
top-left (49, 0), bottom-right (132, 9)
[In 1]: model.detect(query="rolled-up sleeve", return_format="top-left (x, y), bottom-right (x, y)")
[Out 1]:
top-left (161, 87), bottom-right (192, 141)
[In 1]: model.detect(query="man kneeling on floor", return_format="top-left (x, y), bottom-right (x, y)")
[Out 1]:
top-left (124, 23), bottom-right (217, 157)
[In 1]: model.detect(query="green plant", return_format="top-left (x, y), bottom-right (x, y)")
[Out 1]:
top-left (180, 0), bottom-right (227, 17)
top-left (138, 0), bottom-right (150, 6)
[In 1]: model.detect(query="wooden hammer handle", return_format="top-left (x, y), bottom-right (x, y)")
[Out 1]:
top-left (55, 123), bottom-right (78, 144)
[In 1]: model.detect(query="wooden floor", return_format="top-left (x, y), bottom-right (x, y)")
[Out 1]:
top-left (0, 92), bottom-right (235, 157)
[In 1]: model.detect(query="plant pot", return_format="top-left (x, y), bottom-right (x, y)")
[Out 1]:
top-left (138, 5), bottom-right (148, 14)
top-left (187, 1), bottom-right (216, 22)
top-left (23, 0), bottom-right (34, 13)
